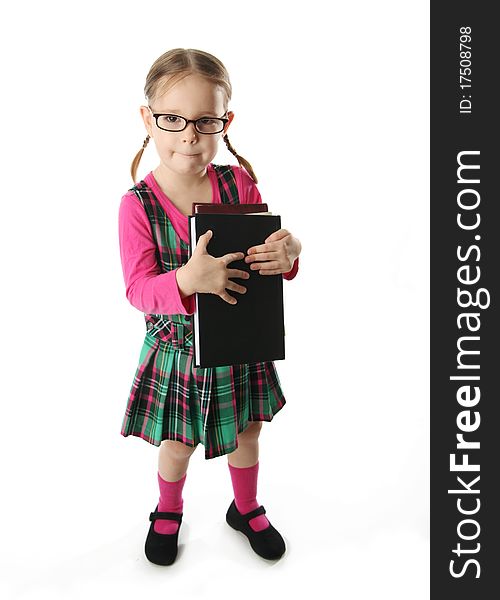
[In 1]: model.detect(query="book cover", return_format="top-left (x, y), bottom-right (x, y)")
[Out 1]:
top-left (188, 213), bottom-right (285, 368)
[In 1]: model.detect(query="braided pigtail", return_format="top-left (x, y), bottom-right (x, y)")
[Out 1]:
top-left (130, 135), bottom-right (151, 184)
top-left (223, 135), bottom-right (258, 184)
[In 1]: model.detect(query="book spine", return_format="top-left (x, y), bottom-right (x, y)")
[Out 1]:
top-left (188, 215), bottom-right (201, 367)
top-left (187, 216), bottom-right (193, 259)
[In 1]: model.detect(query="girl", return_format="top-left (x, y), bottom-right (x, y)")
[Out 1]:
top-left (118, 48), bottom-right (302, 566)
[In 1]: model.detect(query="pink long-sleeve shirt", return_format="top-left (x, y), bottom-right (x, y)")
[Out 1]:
top-left (118, 163), bottom-right (299, 316)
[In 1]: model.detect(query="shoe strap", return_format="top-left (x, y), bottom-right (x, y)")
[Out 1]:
top-left (241, 505), bottom-right (266, 521)
top-left (149, 510), bottom-right (183, 523)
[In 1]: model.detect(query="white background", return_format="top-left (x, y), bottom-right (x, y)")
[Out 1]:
top-left (0, 1), bottom-right (429, 598)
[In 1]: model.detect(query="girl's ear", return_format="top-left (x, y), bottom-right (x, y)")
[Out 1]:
top-left (223, 111), bottom-right (234, 135)
top-left (139, 105), bottom-right (153, 137)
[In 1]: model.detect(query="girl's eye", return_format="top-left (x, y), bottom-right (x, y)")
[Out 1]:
top-left (199, 118), bottom-right (215, 125)
top-left (165, 115), bottom-right (181, 123)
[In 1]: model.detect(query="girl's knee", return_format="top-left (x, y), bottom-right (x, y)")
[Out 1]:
top-left (238, 421), bottom-right (262, 440)
top-left (160, 439), bottom-right (197, 459)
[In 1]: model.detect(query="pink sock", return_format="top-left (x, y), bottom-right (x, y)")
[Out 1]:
top-left (154, 472), bottom-right (186, 534)
top-left (228, 461), bottom-right (270, 532)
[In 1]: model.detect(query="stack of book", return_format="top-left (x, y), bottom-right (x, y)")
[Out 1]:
top-left (188, 202), bottom-right (285, 368)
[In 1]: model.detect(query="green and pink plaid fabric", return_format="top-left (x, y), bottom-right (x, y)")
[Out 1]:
top-left (120, 164), bottom-right (286, 459)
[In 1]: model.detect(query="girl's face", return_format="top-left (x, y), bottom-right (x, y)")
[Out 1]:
top-left (140, 73), bottom-right (234, 180)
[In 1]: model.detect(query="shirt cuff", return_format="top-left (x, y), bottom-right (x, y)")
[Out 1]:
top-left (282, 256), bottom-right (299, 280)
top-left (173, 269), bottom-right (196, 315)
top-left (180, 292), bottom-right (196, 314)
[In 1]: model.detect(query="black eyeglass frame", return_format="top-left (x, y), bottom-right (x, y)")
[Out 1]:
top-left (148, 105), bottom-right (229, 134)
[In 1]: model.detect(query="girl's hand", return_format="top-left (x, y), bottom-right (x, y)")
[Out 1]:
top-left (184, 230), bottom-right (250, 305)
top-left (245, 229), bottom-right (302, 275)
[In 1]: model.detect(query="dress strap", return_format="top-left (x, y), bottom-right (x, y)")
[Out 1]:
top-left (128, 180), bottom-right (150, 210)
top-left (212, 164), bottom-right (240, 205)
top-left (128, 180), bottom-right (166, 264)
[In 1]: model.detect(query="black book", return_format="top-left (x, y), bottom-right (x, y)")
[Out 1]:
top-left (188, 213), bottom-right (285, 368)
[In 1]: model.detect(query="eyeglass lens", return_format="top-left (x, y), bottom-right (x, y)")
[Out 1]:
top-left (156, 115), bottom-right (224, 133)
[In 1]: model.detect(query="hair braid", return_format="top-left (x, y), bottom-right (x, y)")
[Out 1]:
top-left (130, 135), bottom-right (151, 183)
top-left (223, 135), bottom-right (258, 184)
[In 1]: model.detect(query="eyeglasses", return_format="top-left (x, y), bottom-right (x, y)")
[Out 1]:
top-left (148, 105), bottom-right (229, 134)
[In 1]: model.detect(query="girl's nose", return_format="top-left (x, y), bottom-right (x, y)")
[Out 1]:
top-left (182, 122), bottom-right (198, 142)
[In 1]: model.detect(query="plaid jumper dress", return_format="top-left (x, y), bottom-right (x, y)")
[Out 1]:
top-left (120, 164), bottom-right (286, 459)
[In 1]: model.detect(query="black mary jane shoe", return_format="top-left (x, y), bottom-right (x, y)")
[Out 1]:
top-left (144, 504), bottom-right (183, 566)
top-left (226, 499), bottom-right (286, 560)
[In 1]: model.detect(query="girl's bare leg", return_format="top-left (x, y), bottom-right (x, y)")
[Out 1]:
top-left (158, 440), bottom-right (197, 481)
top-left (226, 422), bottom-right (263, 468)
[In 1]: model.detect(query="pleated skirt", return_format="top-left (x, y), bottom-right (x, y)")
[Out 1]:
top-left (120, 318), bottom-right (286, 459)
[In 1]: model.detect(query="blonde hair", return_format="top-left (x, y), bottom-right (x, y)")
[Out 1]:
top-left (131, 48), bottom-right (257, 184)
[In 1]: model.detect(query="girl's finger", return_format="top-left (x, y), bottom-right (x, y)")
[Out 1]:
top-left (247, 240), bottom-right (281, 255)
top-left (264, 229), bottom-right (290, 243)
top-left (246, 251), bottom-right (277, 263)
top-left (251, 260), bottom-right (281, 271)
top-left (258, 269), bottom-right (282, 275)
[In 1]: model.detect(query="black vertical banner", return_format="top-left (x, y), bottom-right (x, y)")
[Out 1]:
top-left (431, 2), bottom-right (499, 597)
